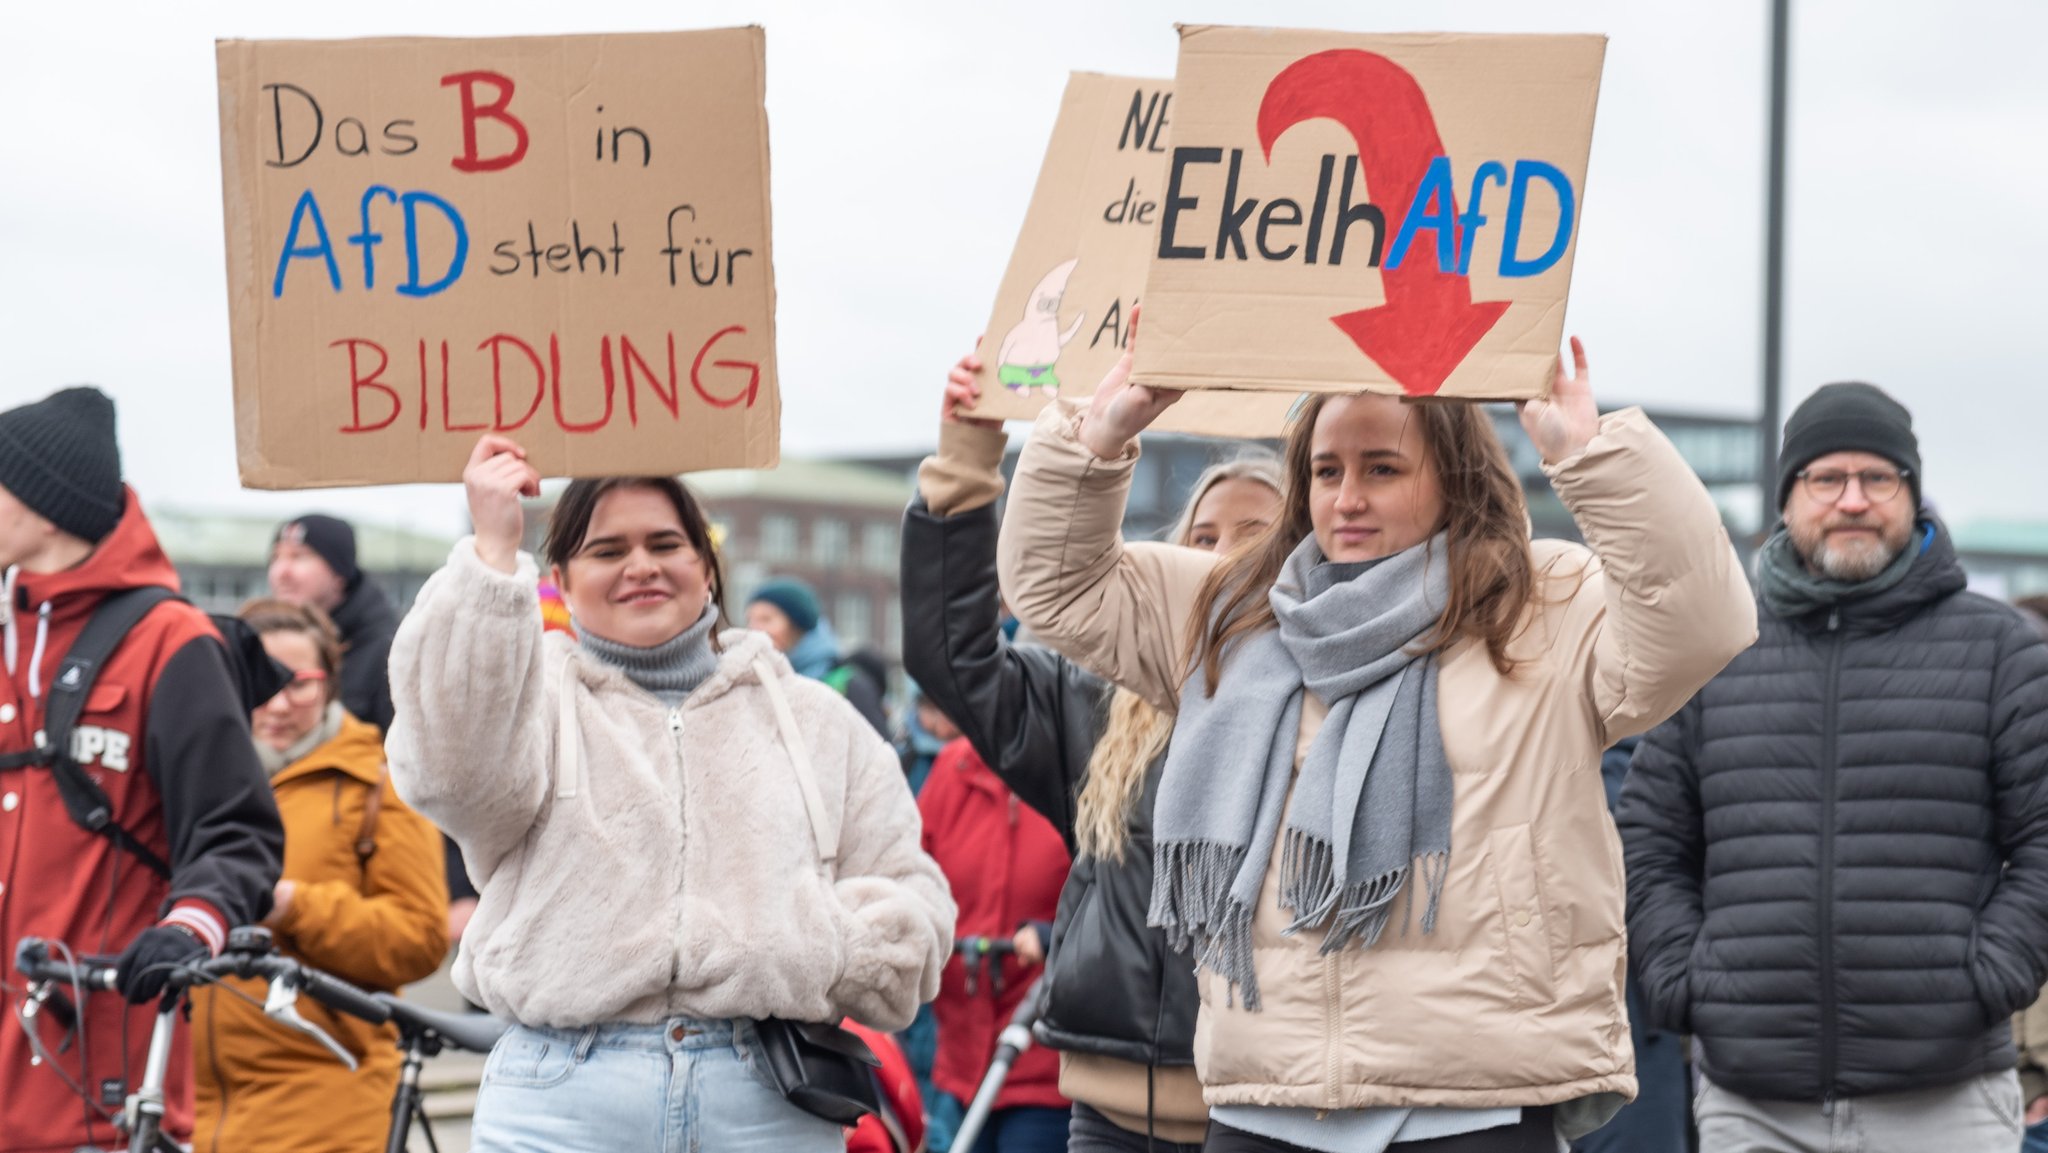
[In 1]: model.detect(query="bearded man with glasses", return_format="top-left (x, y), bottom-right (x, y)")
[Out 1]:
top-left (1620, 382), bottom-right (2048, 1152)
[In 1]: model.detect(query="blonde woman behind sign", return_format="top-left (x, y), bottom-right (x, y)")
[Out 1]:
top-left (901, 350), bottom-right (1282, 1152)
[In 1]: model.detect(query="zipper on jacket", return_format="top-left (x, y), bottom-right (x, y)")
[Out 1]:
top-left (1819, 613), bottom-right (1843, 1101)
top-left (669, 706), bottom-right (687, 987)
top-left (1322, 953), bottom-right (1341, 1114)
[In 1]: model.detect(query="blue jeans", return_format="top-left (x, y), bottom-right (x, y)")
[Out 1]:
top-left (959, 1103), bottom-right (1070, 1153)
top-left (2025, 1117), bottom-right (2048, 1153)
top-left (471, 1018), bottom-right (844, 1153)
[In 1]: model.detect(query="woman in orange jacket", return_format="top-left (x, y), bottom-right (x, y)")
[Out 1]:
top-left (192, 599), bottom-right (449, 1152)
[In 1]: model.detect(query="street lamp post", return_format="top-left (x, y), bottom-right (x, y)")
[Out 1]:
top-left (1761, 0), bottom-right (1792, 508)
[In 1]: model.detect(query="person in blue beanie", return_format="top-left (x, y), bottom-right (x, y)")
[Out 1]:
top-left (747, 577), bottom-right (889, 736)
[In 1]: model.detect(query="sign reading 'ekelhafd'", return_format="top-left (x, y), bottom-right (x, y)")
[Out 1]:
top-left (1133, 27), bottom-right (1606, 401)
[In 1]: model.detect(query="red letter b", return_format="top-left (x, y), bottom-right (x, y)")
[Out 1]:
top-left (441, 71), bottom-right (529, 173)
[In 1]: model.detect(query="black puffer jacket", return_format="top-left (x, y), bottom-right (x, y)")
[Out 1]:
top-left (1621, 524), bottom-right (2048, 1102)
top-left (901, 494), bottom-right (1197, 1066)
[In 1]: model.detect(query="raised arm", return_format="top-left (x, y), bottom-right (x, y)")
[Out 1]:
top-left (901, 357), bottom-right (1102, 843)
top-left (386, 543), bottom-right (552, 882)
top-left (386, 435), bottom-right (552, 883)
top-left (1528, 341), bottom-right (1758, 742)
top-left (995, 399), bottom-right (1217, 713)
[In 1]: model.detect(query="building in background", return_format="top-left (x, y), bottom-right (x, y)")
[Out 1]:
top-left (1513, 408), bottom-right (1765, 547)
top-left (687, 460), bottom-right (913, 661)
top-left (1947, 522), bottom-right (2048, 599)
top-left (146, 505), bottom-right (454, 614)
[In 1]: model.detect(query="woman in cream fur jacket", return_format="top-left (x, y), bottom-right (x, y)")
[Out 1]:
top-left (388, 434), bottom-right (955, 1153)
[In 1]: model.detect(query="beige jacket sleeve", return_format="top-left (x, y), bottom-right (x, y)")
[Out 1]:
top-left (1542, 407), bottom-right (1759, 743)
top-left (917, 421), bottom-right (1010, 516)
top-left (995, 399), bottom-right (1219, 713)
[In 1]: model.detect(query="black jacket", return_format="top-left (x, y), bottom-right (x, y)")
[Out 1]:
top-left (331, 577), bottom-right (398, 735)
top-left (901, 493), bottom-right (1197, 1066)
top-left (1620, 524), bottom-right (2048, 1102)
top-left (835, 648), bottom-right (891, 738)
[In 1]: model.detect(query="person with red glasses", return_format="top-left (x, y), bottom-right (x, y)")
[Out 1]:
top-left (189, 598), bottom-right (449, 1153)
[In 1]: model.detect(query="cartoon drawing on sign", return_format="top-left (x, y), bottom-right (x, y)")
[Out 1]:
top-left (997, 258), bottom-right (1086, 395)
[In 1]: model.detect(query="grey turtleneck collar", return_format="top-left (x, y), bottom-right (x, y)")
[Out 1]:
top-left (577, 605), bottom-right (720, 707)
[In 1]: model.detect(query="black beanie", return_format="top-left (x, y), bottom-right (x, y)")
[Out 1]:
top-left (0, 386), bottom-right (125, 544)
top-left (275, 514), bottom-right (360, 589)
top-left (1776, 382), bottom-right (1922, 511)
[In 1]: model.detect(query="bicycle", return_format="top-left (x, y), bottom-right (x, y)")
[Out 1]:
top-left (373, 981), bottom-right (508, 1153)
top-left (14, 926), bottom-right (506, 1153)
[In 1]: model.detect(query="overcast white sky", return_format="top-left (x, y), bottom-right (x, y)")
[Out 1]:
top-left (3, 1), bottom-right (2042, 538)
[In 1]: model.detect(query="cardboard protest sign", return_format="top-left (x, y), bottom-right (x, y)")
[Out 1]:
top-left (967, 72), bottom-right (1297, 437)
top-left (217, 29), bottom-right (778, 488)
top-left (1132, 27), bottom-right (1605, 401)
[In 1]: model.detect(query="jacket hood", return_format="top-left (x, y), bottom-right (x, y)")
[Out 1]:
top-left (329, 575), bottom-right (397, 645)
top-left (10, 487), bottom-right (181, 624)
top-left (270, 711), bottom-right (388, 790)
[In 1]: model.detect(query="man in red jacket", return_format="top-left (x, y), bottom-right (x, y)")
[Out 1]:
top-left (0, 387), bottom-right (283, 1153)
top-left (918, 737), bottom-right (1072, 1153)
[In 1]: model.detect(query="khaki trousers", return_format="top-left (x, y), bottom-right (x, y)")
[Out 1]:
top-left (1697, 1070), bottom-right (2024, 1153)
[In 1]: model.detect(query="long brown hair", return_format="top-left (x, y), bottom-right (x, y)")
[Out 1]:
top-left (1076, 454), bottom-right (1283, 863)
top-left (1185, 395), bottom-right (1534, 695)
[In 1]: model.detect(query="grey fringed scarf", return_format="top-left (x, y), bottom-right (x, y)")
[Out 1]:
top-left (1149, 533), bottom-right (1453, 1011)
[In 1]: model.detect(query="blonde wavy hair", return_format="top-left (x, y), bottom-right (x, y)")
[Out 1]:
top-left (1073, 453), bottom-right (1283, 862)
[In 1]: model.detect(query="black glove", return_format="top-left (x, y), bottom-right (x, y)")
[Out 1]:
top-left (114, 925), bottom-right (208, 1004)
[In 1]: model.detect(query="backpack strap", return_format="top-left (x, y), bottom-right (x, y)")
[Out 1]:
top-left (755, 658), bottom-right (839, 865)
top-left (31, 587), bottom-right (179, 880)
top-left (354, 763), bottom-right (388, 865)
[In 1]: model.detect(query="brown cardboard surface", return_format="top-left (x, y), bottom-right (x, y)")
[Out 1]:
top-left (217, 29), bottom-right (778, 488)
top-left (1133, 27), bottom-right (1605, 402)
top-left (966, 72), bottom-right (1297, 437)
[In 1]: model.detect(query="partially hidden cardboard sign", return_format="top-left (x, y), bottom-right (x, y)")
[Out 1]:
top-left (217, 29), bottom-right (778, 488)
top-left (1132, 27), bottom-right (1605, 402)
top-left (967, 72), bottom-right (1297, 437)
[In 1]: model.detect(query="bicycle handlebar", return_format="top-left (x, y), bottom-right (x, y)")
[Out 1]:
top-left (14, 935), bottom-right (391, 1026)
top-left (13, 939), bottom-right (119, 993)
top-left (953, 936), bottom-right (1017, 955)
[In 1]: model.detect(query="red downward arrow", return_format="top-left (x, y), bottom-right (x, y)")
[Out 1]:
top-left (1257, 49), bottom-right (1509, 397)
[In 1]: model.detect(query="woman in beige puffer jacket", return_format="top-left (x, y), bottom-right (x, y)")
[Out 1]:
top-left (996, 340), bottom-right (1755, 1152)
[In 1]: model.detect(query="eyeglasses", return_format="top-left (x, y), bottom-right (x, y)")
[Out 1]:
top-left (274, 670), bottom-right (328, 706)
top-left (1797, 467), bottom-right (1909, 505)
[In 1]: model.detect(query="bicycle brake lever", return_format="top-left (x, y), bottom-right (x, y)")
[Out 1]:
top-left (264, 975), bottom-right (359, 1071)
top-left (21, 985), bottom-right (79, 1055)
